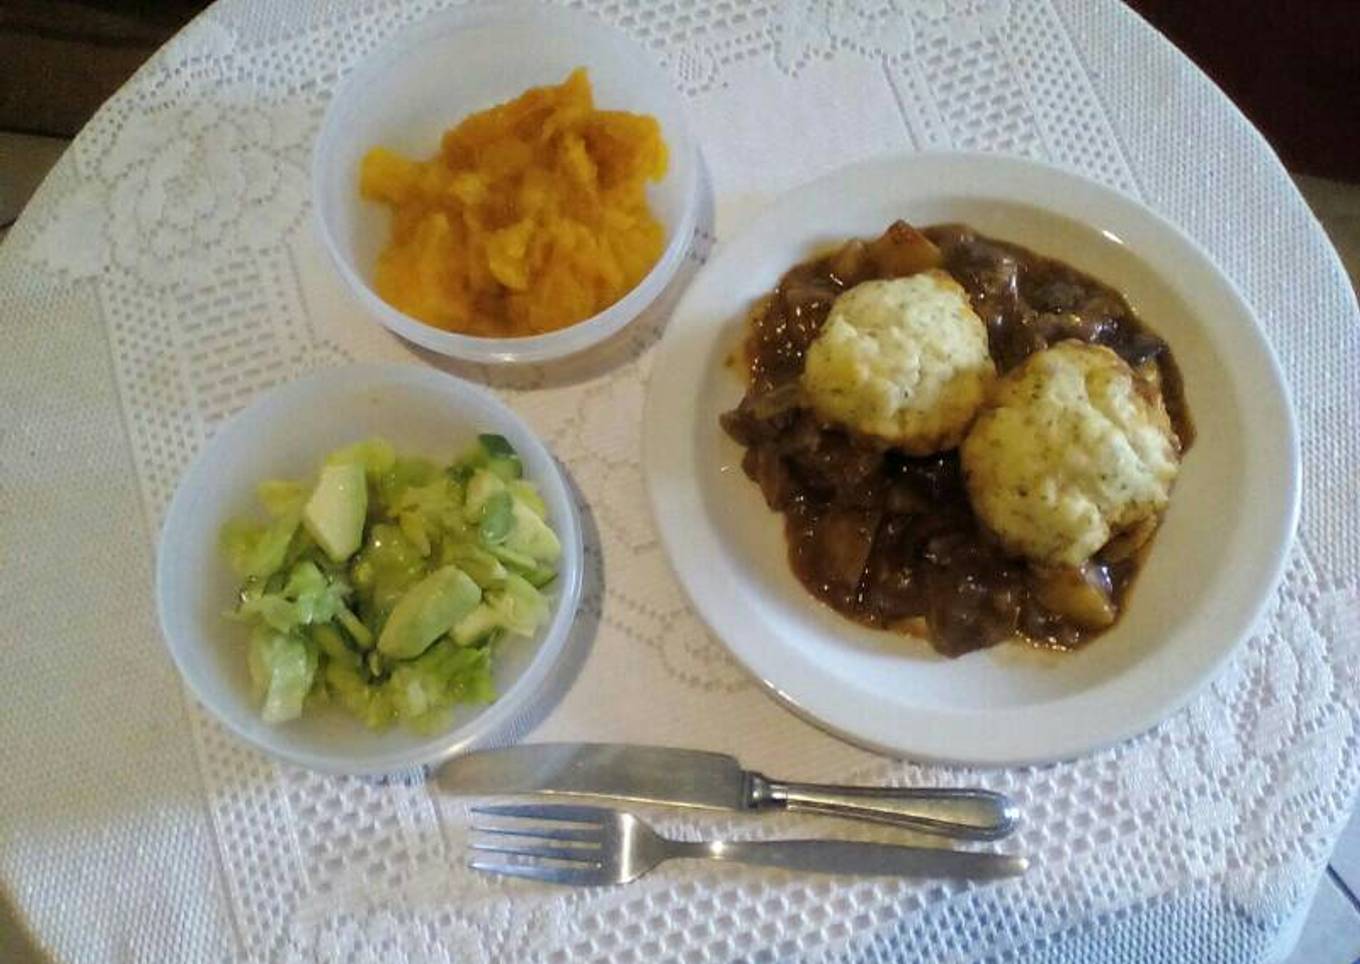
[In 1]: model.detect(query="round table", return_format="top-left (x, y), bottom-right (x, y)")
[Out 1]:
top-left (2, 1), bottom-right (1357, 961)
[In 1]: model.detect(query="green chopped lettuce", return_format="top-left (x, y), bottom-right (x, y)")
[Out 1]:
top-left (390, 476), bottom-right (464, 556)
top-left (257, 479), bottom-right (308, 517)
top-left (463, 468), bottom-right (505, 522)
top-left (440, 543), bottom-right (508, 589)
top-left (218, 435), bottom-right (561, 730)
top-left (335, 604), bottom-right (374, 649)
top-left (234, 560), bottom-right (352, 634)
top-left (504, 498), bottom-right (561, 563)
top-left (327, 437), bottom-right (396, 479)
top-left (324, 659), bottom-right (396, 730)
top-left (507, 479), bottom-right (547, 517)
top-left (485, 541), bottom-right (537, 572)
top-left (220, 512), bottom-right (300, 582)
top-left (248, 626), bottom-right (318, 724)
top-left (387, 639), bottom-right (495, 730)
top-left (478, 491), bottom-right (515, 545)
top-left (479, 434), bottom-right (523, 482)
top-left (487, 572), bottom-right (551, 637)
top-left (453, 433), bottom-right (522, 483)
top-left (377, 455), bottom-right (441, 507)
top-left (351, 523), bottom-right (427, 630)
top-left (284, 562), bottom-right (350, 624)
top-left (451, 604), bottom-right (502, 646)
top-left (311, 623), bottom-right (360, 668)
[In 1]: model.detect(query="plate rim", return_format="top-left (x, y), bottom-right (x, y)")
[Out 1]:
top-left (643, 149), bottom-right (1300, 766)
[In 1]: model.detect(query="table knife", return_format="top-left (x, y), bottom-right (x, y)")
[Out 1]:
top-left (437, 743), bottom-right (1017, 840)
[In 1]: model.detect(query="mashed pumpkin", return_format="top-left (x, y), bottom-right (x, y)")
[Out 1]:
top-left (359, 68), bottom-right (668, 337)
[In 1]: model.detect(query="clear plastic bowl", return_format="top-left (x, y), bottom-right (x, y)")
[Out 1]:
top-left (156, 364), bottom-right (584, 775)
top-left (312, 3), bottom-right (700, 364)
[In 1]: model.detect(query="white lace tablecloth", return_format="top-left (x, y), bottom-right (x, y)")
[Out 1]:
top-left (3, 1), bottom-right (1358, 961)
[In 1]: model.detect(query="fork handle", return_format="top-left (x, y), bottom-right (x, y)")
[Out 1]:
top-left (675, 838), bottom-right (1027, 880)
top-left (750, 775), bottom-right (1017, 841)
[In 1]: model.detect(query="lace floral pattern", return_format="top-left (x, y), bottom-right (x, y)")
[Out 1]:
top-left (32, 98), bottom-right (312, 287)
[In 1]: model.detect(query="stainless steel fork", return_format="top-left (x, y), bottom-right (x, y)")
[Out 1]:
top-left (470, 804), bottom-right (1029, 886)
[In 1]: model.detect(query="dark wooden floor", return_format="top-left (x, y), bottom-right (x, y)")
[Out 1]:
top-left (1128, 0), bottom-right (1360, 181)
top-left (0, 0), bottom-right (207, 135)
top-left (2, 0), bottom-right (1356, 179)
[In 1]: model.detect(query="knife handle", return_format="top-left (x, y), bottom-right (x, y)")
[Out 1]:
top-left (751, 775), bottom-right (1018, 841)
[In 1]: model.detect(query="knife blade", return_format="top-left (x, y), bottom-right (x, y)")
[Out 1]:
top-left (437, 743), bottom-right (1017, 840)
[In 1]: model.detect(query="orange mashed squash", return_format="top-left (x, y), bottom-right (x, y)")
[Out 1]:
top-left (359, 68), bottom-right (668, 337)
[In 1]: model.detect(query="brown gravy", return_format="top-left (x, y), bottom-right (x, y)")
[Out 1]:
top-left (721, 222), bottom-right (1193, 657)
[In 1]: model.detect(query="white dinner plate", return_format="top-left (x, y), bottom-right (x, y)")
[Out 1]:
top-left (644, 151), bottom-right (1299, 765)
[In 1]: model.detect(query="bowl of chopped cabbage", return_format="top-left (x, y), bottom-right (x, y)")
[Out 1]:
top-left (156, 363), bottom-right (583, 774)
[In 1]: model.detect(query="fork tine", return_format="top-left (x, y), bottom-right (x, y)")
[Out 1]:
top-left (471, 803), bottom-right (609, 824)
top-left (472, 823), bottom-right (602, 842)
top-left (469, 859), bottom-right (604, 886)
top-left (470, 842), bottom-right (603, 864)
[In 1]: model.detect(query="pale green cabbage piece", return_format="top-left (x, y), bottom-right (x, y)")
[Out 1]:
top-left (247, 626), bottom-right (318, 724)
